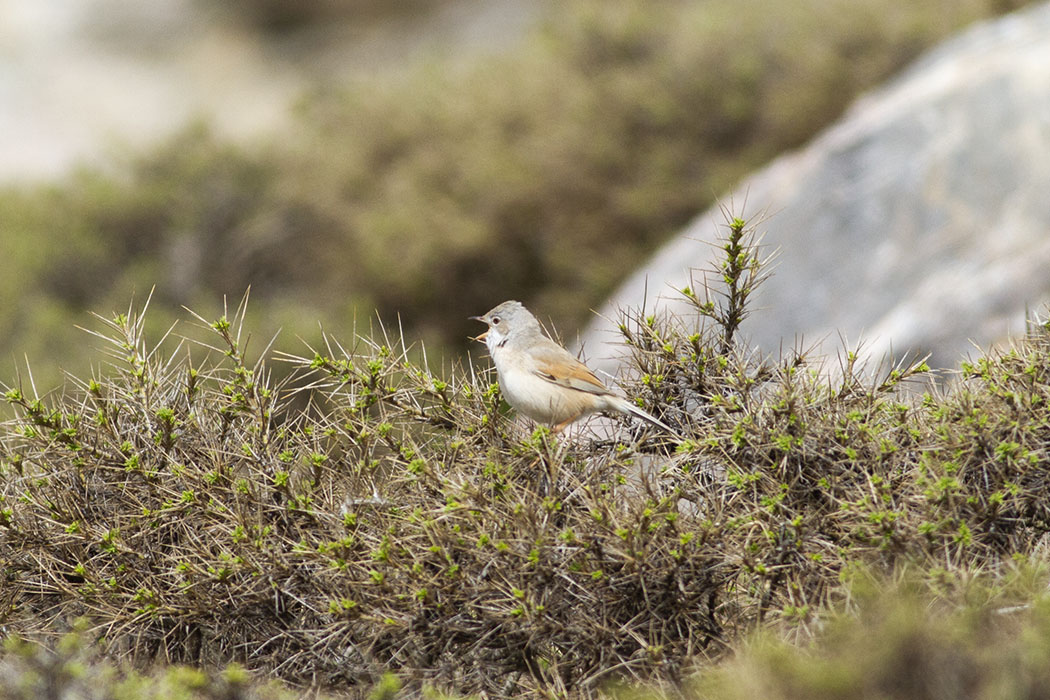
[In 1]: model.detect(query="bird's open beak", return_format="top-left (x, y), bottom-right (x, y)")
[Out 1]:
top-left (468, 315), bottom-right (488, 342)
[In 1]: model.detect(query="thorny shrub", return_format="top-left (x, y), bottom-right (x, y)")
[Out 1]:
top-left (2, 216), bottom-right (1050, 697)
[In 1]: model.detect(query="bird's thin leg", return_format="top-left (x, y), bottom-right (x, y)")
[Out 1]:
top-left (552, 413), bottom-right (583, 434)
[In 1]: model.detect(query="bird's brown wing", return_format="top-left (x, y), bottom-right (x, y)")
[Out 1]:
top-left (529, 342), bottom-right (609, 395)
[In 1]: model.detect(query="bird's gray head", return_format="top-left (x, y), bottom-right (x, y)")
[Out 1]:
top-left (470, 300), bottom-right (543, 350)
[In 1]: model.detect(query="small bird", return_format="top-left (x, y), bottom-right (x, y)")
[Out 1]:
top-left (471, 301), bottom-right (676, 434)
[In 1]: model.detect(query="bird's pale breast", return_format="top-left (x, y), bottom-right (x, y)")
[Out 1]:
top-left (494, 346), bottom-right (594, 425)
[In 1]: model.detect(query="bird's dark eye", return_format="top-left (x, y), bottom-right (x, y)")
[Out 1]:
top-left (491, 317), bottom-right (501, 325)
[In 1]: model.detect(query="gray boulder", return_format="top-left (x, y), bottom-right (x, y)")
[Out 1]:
top-left (581, 2), bottom-right (1050, 377)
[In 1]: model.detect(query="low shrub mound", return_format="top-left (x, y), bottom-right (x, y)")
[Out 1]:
top-left (2, 218), bottom-right (1049, 697)
top-left (0, 296), bottom-right (726, 696)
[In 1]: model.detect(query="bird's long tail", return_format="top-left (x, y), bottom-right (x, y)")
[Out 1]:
top-left (609, 396), bottom-right (678, 436)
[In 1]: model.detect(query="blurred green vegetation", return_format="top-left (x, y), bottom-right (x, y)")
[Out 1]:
top-left (692, 569), bottom-right (1050, 700)
top-left (0, 0), bottom-right (1034, 389)
top-left (0, 621), bottom-right (317, 700)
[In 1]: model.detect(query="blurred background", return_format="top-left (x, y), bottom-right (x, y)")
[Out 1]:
top-left (0, 0), bottom-right (1034, 389)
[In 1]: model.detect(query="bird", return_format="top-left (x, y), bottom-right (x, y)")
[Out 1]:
top-left (470, 300), bottom-right (676, 434)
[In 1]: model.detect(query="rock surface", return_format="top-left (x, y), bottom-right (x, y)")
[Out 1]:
top-left (581, 2), bottom-right (1050, 377)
